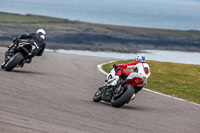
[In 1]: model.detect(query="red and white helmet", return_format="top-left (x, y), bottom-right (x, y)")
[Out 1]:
top-left (135, 55), bottom-right (147, 63)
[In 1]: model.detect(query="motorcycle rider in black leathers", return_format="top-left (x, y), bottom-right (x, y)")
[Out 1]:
top-left (1, 29), bottom-right (46, 68)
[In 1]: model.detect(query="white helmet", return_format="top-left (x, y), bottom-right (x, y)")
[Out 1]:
top-left (135, 55), bottom-right (147, 63)
top-left (36, 29), bottom-right (46, 35)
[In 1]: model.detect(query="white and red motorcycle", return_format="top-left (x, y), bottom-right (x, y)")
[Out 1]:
top-left (93, 68), bottom-right (146, 108)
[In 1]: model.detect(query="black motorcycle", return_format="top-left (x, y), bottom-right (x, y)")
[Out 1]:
top-left (1, 42), bottom-right (33, 71)
top-left (93, 68), bottom-right (145, 108)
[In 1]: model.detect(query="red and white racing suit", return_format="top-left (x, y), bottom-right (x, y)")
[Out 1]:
top-left (116, 61), bottom-right (150, 93)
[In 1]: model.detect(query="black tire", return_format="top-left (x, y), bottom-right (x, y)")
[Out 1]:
top-left (111, 85), bottom-right (135, 108)
top-left (93, 90), bottom-right (102, 102)
top-left (4, 52), bottom-right (23, 71)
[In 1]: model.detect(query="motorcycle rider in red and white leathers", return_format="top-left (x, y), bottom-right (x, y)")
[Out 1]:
top-left (113, 55), bottom-right (150, 100)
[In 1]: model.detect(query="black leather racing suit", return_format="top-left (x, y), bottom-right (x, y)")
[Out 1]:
top-left (19, 32), bottom-right (46, 58)
top-left (11, 32), bottom-right (46, 62)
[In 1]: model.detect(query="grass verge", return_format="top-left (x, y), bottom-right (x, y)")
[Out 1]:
top-left (0, 12), bottom-right (63, 22)
top-left (102, 60), bottom-right (200, 104)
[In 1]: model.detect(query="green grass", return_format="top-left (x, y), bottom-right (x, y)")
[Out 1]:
top-left (102, 60), bottom-right (200, 104)
top-left (0, 12), bottom-right (69, 34)
top-left (0, 12), bottom-right (63, 22)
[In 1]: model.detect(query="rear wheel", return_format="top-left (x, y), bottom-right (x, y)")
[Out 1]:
top-left (93, 90), bottom-right (102, 102)
top-left (111, 85), bottom-right (135, 108)
top-left (4, 52), bottom-right (23, 71)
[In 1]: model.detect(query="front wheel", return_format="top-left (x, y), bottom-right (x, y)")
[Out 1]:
top-left (1, 62), bottom-right (6, 69)
top-left (4, 52), bottom-right (24, 71)
top-left (111, 85), bottom-right (135, 108)
top-left (93, 90), bottom-right (102, 102)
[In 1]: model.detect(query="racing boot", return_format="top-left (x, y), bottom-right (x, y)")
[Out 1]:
top-left (108, 76), bottom-right (119, 93)
top-left (112, 76), bottom-right (122, 94)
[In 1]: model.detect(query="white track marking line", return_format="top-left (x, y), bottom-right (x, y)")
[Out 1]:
top-left (97, 61), bottom-right (200, 107)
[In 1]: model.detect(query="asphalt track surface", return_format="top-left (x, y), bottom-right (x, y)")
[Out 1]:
top-left (0, 47), bottom-right (200, 133)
